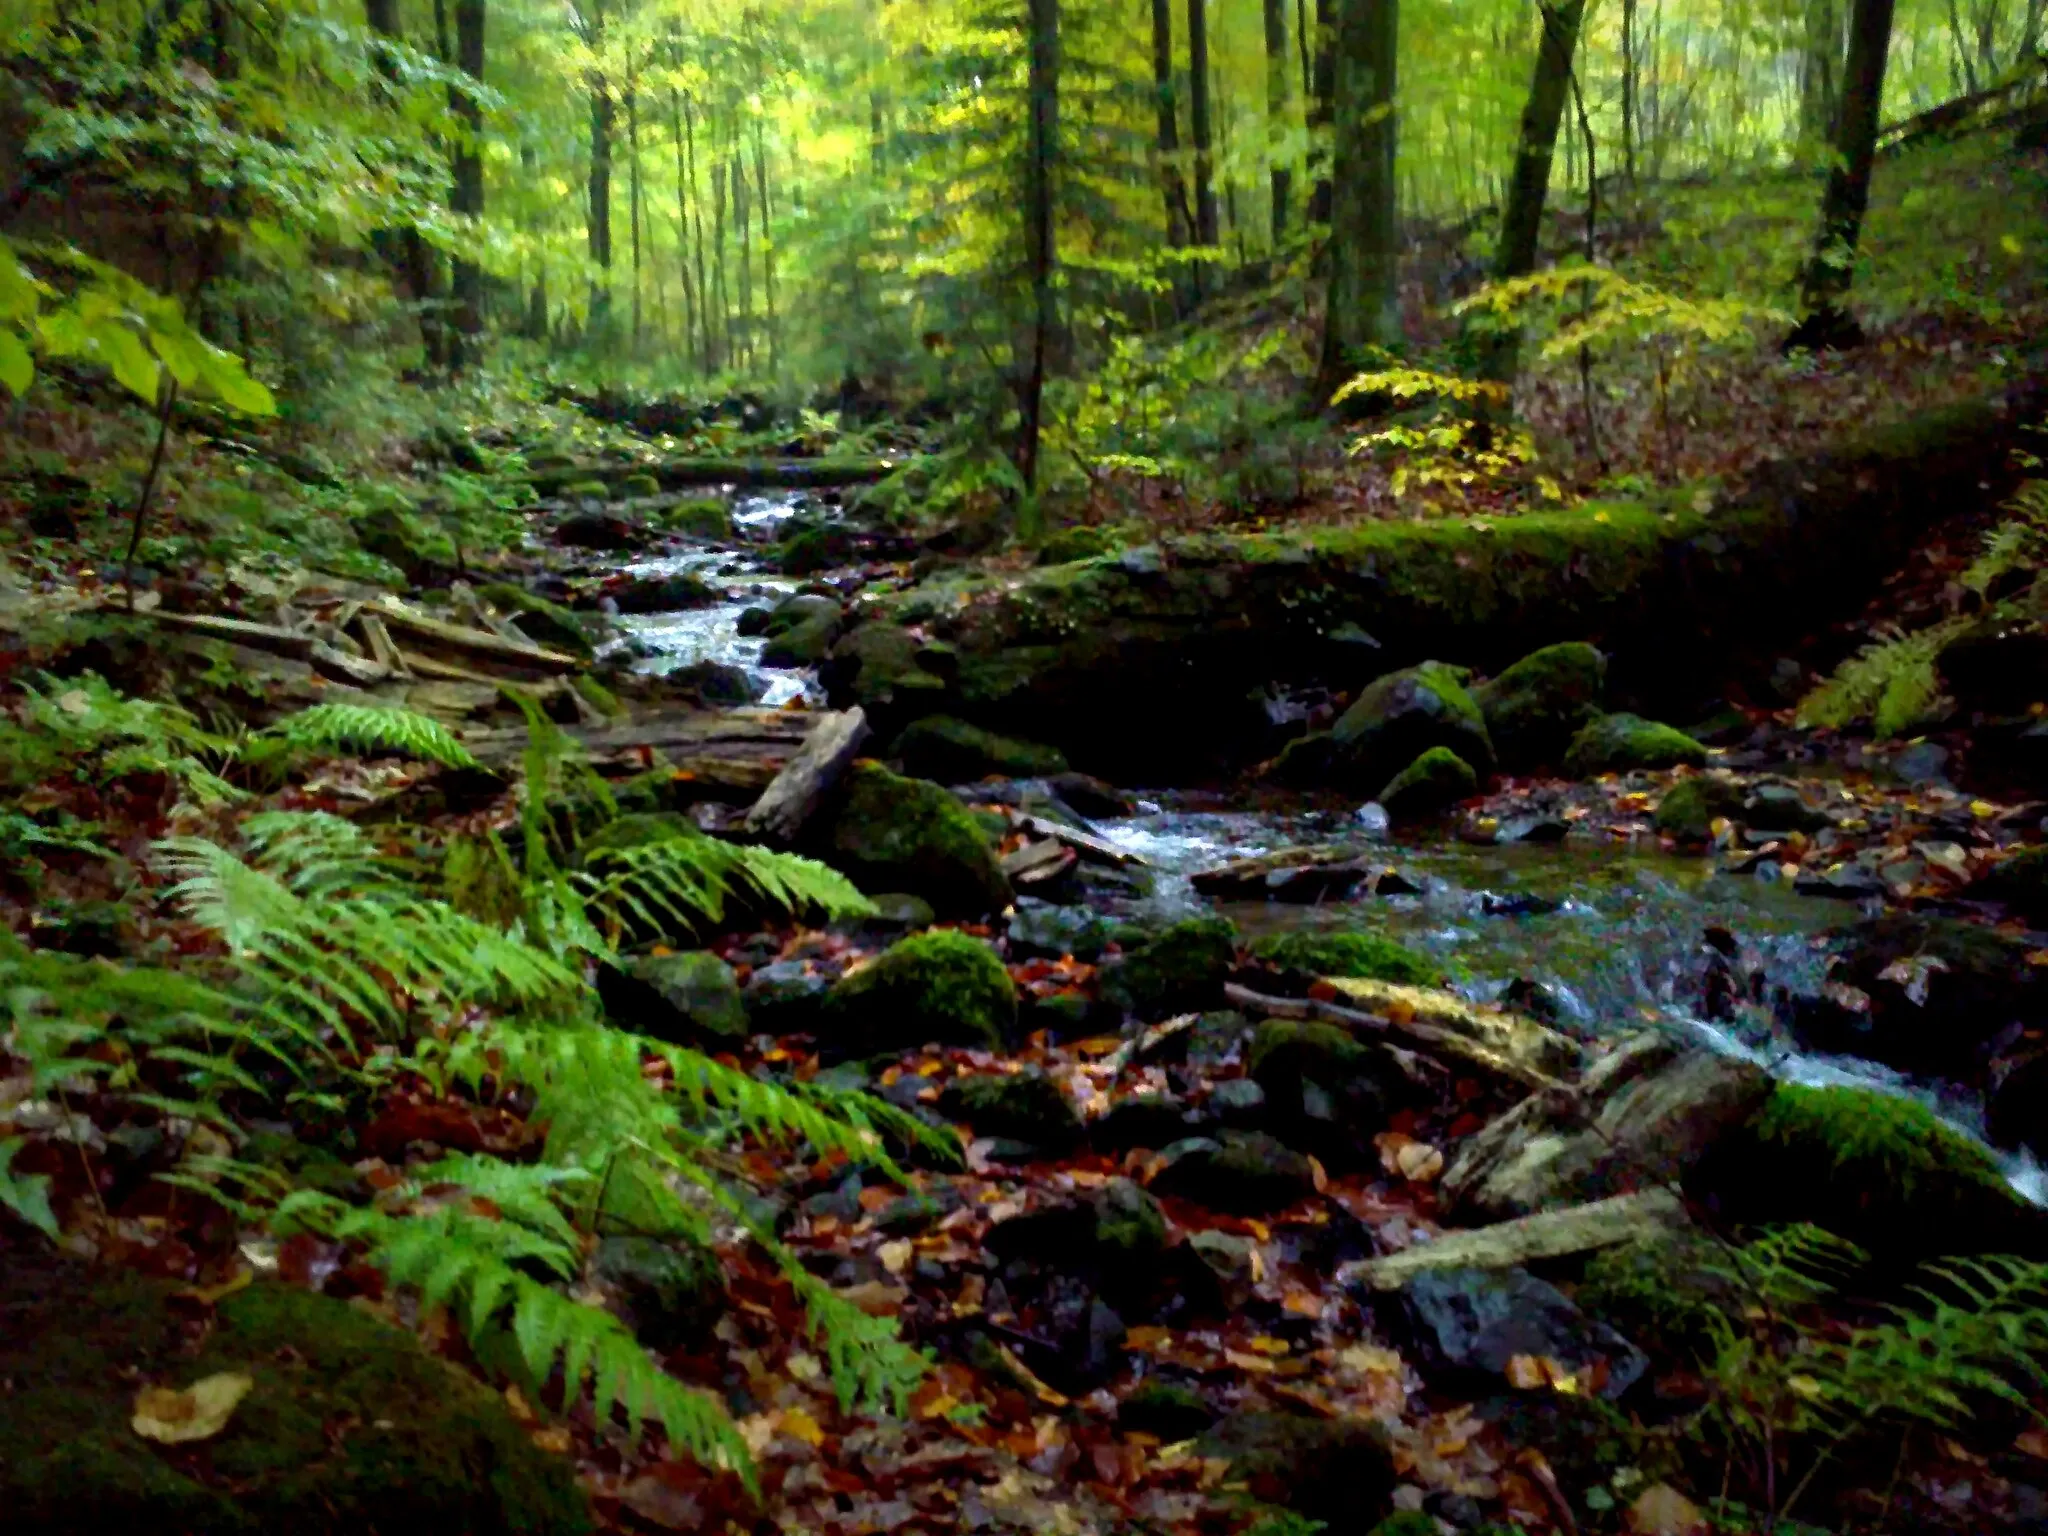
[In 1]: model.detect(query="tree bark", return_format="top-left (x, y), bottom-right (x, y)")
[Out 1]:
top-left (1801, 0), bottom-right (1845, 148)
top-left (712, 149), bottom-right (729, 368)
top-left (627, 61), bottom-right (643, 350)
top-left (1620, 0), bottom-right (1638, 187)
top-left (1187, 0), bottom-right (1219, 289)
top-left (1308, 0), bottom-right (1335, 228)
top-left (684, 93), bottom-right (711, 372)
top-left (588, 57), bottom-right (615, 328)
top-left (754, 120), bottom-right (777, 375)
top-left (1296, 0), bottom-right (1312, 98)
top-left (448, 0), bottom-right (485, 371)
top-left (734, 138), bottom-right (752, 368)
top-left (1314, 0), bottom-right (1398, 403)
top-left (1476, 0), bottom-right (1589, 388)
top-left (672, 89), bottom-right (699, 370)
top-left (1019, 0), bottom-right (1059, 492)
top-left (364, 0), bottom-right (446, 369)
top-left (1792, 0), bottom-right (1897, 349)
top-left (1150, 0), bottom-right (1190, 251)
top-left (1264, 0), bottom-right (1292, 247)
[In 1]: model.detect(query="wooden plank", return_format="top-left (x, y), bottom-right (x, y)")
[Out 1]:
top-left (149, 610), bottom-right (318, 660)
top-left (744, 707), bottom-right (870, 844)
top-left (1340, 1190), bottom-right (1689, 1291)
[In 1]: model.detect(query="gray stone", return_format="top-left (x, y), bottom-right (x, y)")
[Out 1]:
top-left (1395, 1266), bottom-right (1648, 1399)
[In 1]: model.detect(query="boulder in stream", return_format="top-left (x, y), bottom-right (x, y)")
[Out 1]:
top-left (1378, 745), bottom-right (1479, 820)
top-left (758, 593), bottom-right (844, 667)
top-left (823, 928), bottom-right (1016, 1052)
top-left (821, 623), bottom-right (955, 726)
top-left (1652, 773), bottom-right (1746, 842)
top-left (1473, 641), bottom-right (1607, 772)
top-left (1330, 660), bottom-right (1495, 790)
top-left (811, 763), bottom-right (1012, 919)
top-left (893, 714), bottom-right (1068, 782)
top-left (1563, 713), bottom-right (1708, 775)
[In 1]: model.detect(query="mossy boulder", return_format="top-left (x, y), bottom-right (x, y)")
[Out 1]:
top-left (599, 950), bottom-right (748, 1043)
top-left (662, 497), bottom-right (733, 539)
top-left (1249, 928), bottom-right (1446, 986)
top-left (821, 623), bottom-right (956, 726)
top-left (938, 1068), bottom-right (1083, 1149)
top-left (1331, 661), bottom-right (1494, 790)
top-left (1102, 916), bottom-right (1239, 1018)
top-left (1246, 1019), bottom-right (1404, 1166)
top-left (476, 583), bottom-right (596, 659)
top-left (1378, 746), bottom-right (1479, 820)
top-left (618, 473), bottom-right (662, 499)
top-left (778, 523), bottom-right (864, 575)
top-left (1196, 1409), bottom-right (1396, 1530)
top-left (1035, 525), bottom-right (1123, 565)
top-left (824, 928), bottom-right (1017, 1051)
top-left (591, 1234), bottom-right (724, 1351)
top-left (1474, 641), bottom-right (1607, 772)
top-left (1971, 844), bottom-right (2048, 924)
top-left (1653, 773), bottom-right (1746, 842)
top-left (813, 763), bottom-right (1012, 918)
top-left (1118, 1380), bottom-right (1213, 1438)
top-left (1266, 729), bottom-right (1336, 786)
top-left (561, 478), bottom-right (610, 502)
top-left (608, 571), bottom-right (720, 616)
top-left (1563, 713), bottom-right (1708, 775)
top-left (758, 594), bottom-right (844, 668)
top-left (0, 1257), bottom-right (590, 1536)
top-left (1148, 1130), bottom-right (1318, 1214)
top-left (894, 715), bottom-right (1069, 782)
top-left (1696, 1083), bottom-right (2042, 1258)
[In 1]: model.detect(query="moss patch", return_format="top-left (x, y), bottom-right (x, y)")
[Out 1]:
top-left (662, 497), bottom-right (733, 539)
top-left (1103, 916), bottom-right (1239, 1018)
top-left (1378, 745), bottom-right (1479, 819)
top-left (0, 1257), bottom-right (590, 1536)
top-left (1654, 774), bottom-right (1746, 841)
top-left (1474, 641), bottom-right (1607, 771)
top-left (1332, 660), bottom-right (1495, 788)
top-left (825, 928), bottom-right (1017, 1051)
top-left (814, 763), bottom-right (1012, 918)
top-left (894, 715), bottom-right (1069, 782)
top-left (1249, 929), bottom-right (1447, 986)
top-left (1564, 713), bottom-right (1708, 775)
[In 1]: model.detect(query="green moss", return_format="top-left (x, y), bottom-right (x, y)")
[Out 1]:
top-left (1332, 660), bottom-right (1495, 788)
top-left (1104, 915), bottom-right (1239, 1018)
top-left (825, 928), bottom-right (1018, 1051)
top-left (761, 610), bottom-right (841, 667)
top-left (618, 473), bottom-right (662, 498)
top-left (894, 715), bottom-right (1068, 782)
top-left (475, 583), bottom-right (596, 659)
top-left (0, 1257), bottom-right (590, 1536)
top-left (1249, 929), bottom-right (1446, 986)
top-left (1118, 1380), bottom-right (1211, 1438)
top-left (1474, 641), bottom-right (1607, 771)
top-left (1377, 745), bottom-right (1479, 818)
top-left (939, 1068), bottom-right (1083, 1146)
top-left (1756, 1083), bottom-right (2007, 1201)
top-left (570, 674), bottom-right (625, 718)
top-left (663, 497), bottom-right (733, 539)
top-left (817, 763), bottom-right (1012, 918)
top-left (1368, 1517), bottom-right (1443, 1536)
top-left (1653, 774), bottom-right (1745, 841)
top-left (1035, 525), bottom-right (1123, 565)
top-left (561, 479), bottom-right (609, 501)
top-left (1093, 1176), bottom-right (1170, 1257)
top-left (1246, 1018), bottom-right (1375, 1082)
top-left (1563, 712), bottom-right (1708, 775)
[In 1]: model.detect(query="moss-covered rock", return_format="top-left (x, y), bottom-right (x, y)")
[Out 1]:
top-left (600, 950), bottom-right (748, 1042)
top-left (1035, 525), bottom-right (1123, 565)
top-left (1148, 1130), bottom-right (1317, 1214)
top-left (591, 1234), bottom-right (724, 1351)
top-left (1249, 928), bottom-right (1447, 986)
top-left (1474, 641), bottom-right (1607, 772)
top-left (1653, 773), bottom-right (1746, 841)
top-left (760, 611), bottom-right (841, 668)
top-left (1102, 916), bottom-right (1239, 1018)
top-left (813, 763), bottom-right (1012, 918)
top-left (618, 473), bottom-right (662, 499)
top-left (938, 1068), bottom-right (1083, 1149)
top-left (608, 571), bottom-right (720, 616)
top-left (1195, 1409), bottom-right (1396, 1529)
top-left (824, 928), bottom-right (1017, 1051)
top-left (1331, 661), bottom-right (1495, 790)
top-left (1563, 713), bottom-right (1708, 775)
top-left (894, 715), bottom-right (1069, 782)
top-left (1118, 1380), bottom-right (1213, 1438)
top-left (778, 523), bottom-right (864, 575)
top-left (821, 624), bottom-right (956, 725)
top-left (0, 1256), bottom-right (591, 1536)
top-left (561, 478), bottom-right (609, 502)
top-left (662, 497), bottom-right (733, 539)
top-left (1378, 745), bottom-right (1479, 819)
top-left (1245, 1019), bottom-right (1403, 1165)
top-left (1697, 1083), bottom-right (2041, 1258)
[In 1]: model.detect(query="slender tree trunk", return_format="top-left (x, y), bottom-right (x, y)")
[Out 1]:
top-left (1315, 0), bottom-right (1398, 403)
top-left (734, 137), bottom-right (752, 369)
top-left (685, 95), bottom-right (711, 372)
top-left (1309, 0), bottom-right (1335, 227)
top-left (448, 0), bottom-right (485, 371)
top-left (1150, 0), bottom-right (1190, 251)
top-left (587, 31), bottom-right (615, 332)
top-left (712, 151), bottom-right (729, 370)
top-left (1801, 0), bottom-right (1845, 148)
top-left (627, 62), bottom-right (643, 350)
top-left (672, 90), bottom-right (699, 373)
top-left (1019, 0), bottom-right (1059, 492)
top-left (1792, 0), bottom-right (1896, 348)
top-left (1620, 0), bottom-right (1638, 187)
top-left (754, 120), bottom-right (777, 375)
top-left (1476, 0), bottom-right (1589, 388)
top-left (365, 0), bottom-right (446, 369)
top-left (1264, 0), bottom-right (1292, 247)
top-left (1187, 0), bottom-right (1219, 290)
top-left (1296, 0), bottom-right (1313, 98)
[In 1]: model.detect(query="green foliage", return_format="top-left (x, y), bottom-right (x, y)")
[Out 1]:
top-left (1, 672), bottom-right (238, 802)
top-left (1337, 366), bottom-right (1558, 511)
top-left (1796, 620), bottom-right (1961, 737)
top-left (0, 1137), bottom-right (59, 1239)
top-left (257, 702), bottom-right (482, 770)
top-left (1754, 1083), bottom-right (2007, 1201)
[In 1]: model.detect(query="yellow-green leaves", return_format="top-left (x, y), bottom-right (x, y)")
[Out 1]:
top-left (0, 237), bottom-right (274, 416)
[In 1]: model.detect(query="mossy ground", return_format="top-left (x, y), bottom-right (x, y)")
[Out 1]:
top-left (1250, 929), bottom-right (1447, 987)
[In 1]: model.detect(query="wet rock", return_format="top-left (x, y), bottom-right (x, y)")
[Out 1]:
top-left (1743, 781), bottom-right (1833, 834)
top-left (1101, 915), bottom-right (1238, 1018)
top-left (1474, 641), bottom-right (1607, 773)
top-left (1047, 771), bottom-right (1134, 819)
top-left (1206, 1077), bottom-right (1268, 1124)
top-left (1694, 1082), bottom-right (2043, 1259)
top-left (823, 928), bottom-right (1016, 1052)
top-left (607, 571), bottom-right (721, 615)
top-left (669, 659), bottom-right (767, 706)
top-left (1148, 1130), bottom-right (1317, 1215)
top-left (1939, 619), bottom-right (2048, 714)
top-left (1190, 845), bottom-right (1420, 903)
top-left (661, 497), bottom-right (733, 540)
top-left (1970, 844), bottom-right (2048, 924)
top-left (1092, 1093), bottom-right (1194, 1152)
top-left (1006, 900), bottom-right (1111, 961)
top-left (1331, 660), bottom-right (1495, 789)
top-left (1117, 1379), bottom-right (1213, 1438)
top-left (599, 950), bottom-right (748, 1043)
top-left (1792, 862), bottom-right (1889, 898)
top-left (1267, 729), bottom-right (1337, 785)
top-left (758, 594), bottom-right (844, 667)
top-left (1443, 1032), bottom-right (1772, 1222)
top-left (1890, 740), bottom-right (1953, 787)
top-left (593, 1235), bottom-right (724, 1351)
top-left (555, 509), bottom-right (643, 551)
top-left (0, 1255), bottom-right (590, 1536)
top-left (1653, 774), bottom-right (1746, 842)
top-left (1563, 713), bottom-right (1708, 775)
top-left (1990, 1048), bottom-right (2048, 1154)
top-left (938, 1068), bottom-right (1083, 1150)
top-left (1247, 1019), bottom-right (1402, 1166)
top-left (849, 891), bottom-right (938, 935)
top-left (742, 958), bottom-right (831, 1034)
top-left (1391, 1266), bottom-right (1648, 1400)
top-left (821, 623), bottom-right (955, 725)
top-left (736, 604), bottom-right (775, 636)
top-left (1379, 745), bottom-right (1479, 820)
top-left (1249, 928), bottom-right (1446, 986)
top-left (1494, 812), bottom-right (1570, 844)
top-left (894, 714), bottom-right (1068, 782)
top-left (1195, 1410), bottom-right (1396, 1530)
top-left (811, 763), bottom-right (1012, 919)
top-left (777, 521), bottom-right (867, 575)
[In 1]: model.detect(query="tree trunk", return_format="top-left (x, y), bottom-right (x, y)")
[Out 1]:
top-left (755, 121), bottom-right (777, 375)
top-left (1187, 0), bottom-right (1219, 290)
top-left (1801, 0), bottom-right (1845, 148)
top-left (364, 0), bottom-right (446, 369)
top-left (712, 150), bottom-right (729, 369)
top-left (734, 138), bottom-right (752, 369)
top-left (1792, 0), bottom-right (1897, 349)
top-left (1620, 0), bottom-right (1638, 186)
top-left (588, 75), bottom-right (615, 327)
top-left (685, 94), bottom-right (711, 372)
top-left (1019, 0), bottom-right (1059, 492)
top-left (1296, 0), bottom-right (1312, 98)
top-left (448, 0), bottom-right (485, 371)
top-left (1476, 0), bottom-right (1589, 388)
top-left (1314, 0), bottom-right (1398, 403)
top-left (1308, 0), bottom-right (1335, 229)
top-left (1150, 0), bottom-right (1190, 251)
top-left (627, 62), bottom-right (643, 350)
top-left (672, 89), bottom-right (699, 371)
top-left (1264, 0), bottom-right (1292, 247)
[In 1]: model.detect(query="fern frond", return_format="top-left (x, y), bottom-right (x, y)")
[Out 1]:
top-left (1796, 620), bottom-right (1963, 737)
top-left (261, 702), bottom-right (481, 769)
top-left (579, 837), bottom-right (875, 945)
top-left (782, 1262), bottom-right (932, 1415)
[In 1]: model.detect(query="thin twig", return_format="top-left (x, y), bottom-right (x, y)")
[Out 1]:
top-left (123, 373), bottom-right (180, 608)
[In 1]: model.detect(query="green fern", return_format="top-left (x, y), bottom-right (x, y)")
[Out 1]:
top-left (0, 1136), bottom-right (58, 1239)
top-left (1796, 620), bottom-right (1963, 737)
top-left (4, 672), bottom-right (240, 802)
top-left (580, 837), bottom-right (875, 943)
top-left (259, 701), bottom-right (482, 770)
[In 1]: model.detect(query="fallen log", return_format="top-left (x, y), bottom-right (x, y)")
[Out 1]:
top-left (147, 611), bottom-right (319, 660)
top-left (744, 707), bottom-right (869, 844)
top-left (364, 597), bottom-right (581, 677)
top-left (526, 457), bottom-right (913, 496)
top-left (1190, 845), bottom-right (1420, 902)
top-left (461, 706), bottom-right (816, 771)
top-left (1008, 812), bottom-right (1146, 867)
top-left (1339, 1189), bottom-right (1689, 1291)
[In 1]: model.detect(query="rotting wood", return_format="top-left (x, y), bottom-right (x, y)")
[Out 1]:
top-left (365, 596), bottom-right (582, 675)
top-left (147, 611), bottom-right (320, 660)
top-left (462, 706), bottom-right (816, 770)
top-left (744, 706), bottom-right (870, 844)
top-left (1340, 1189), bottom-right (1689, 1290)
